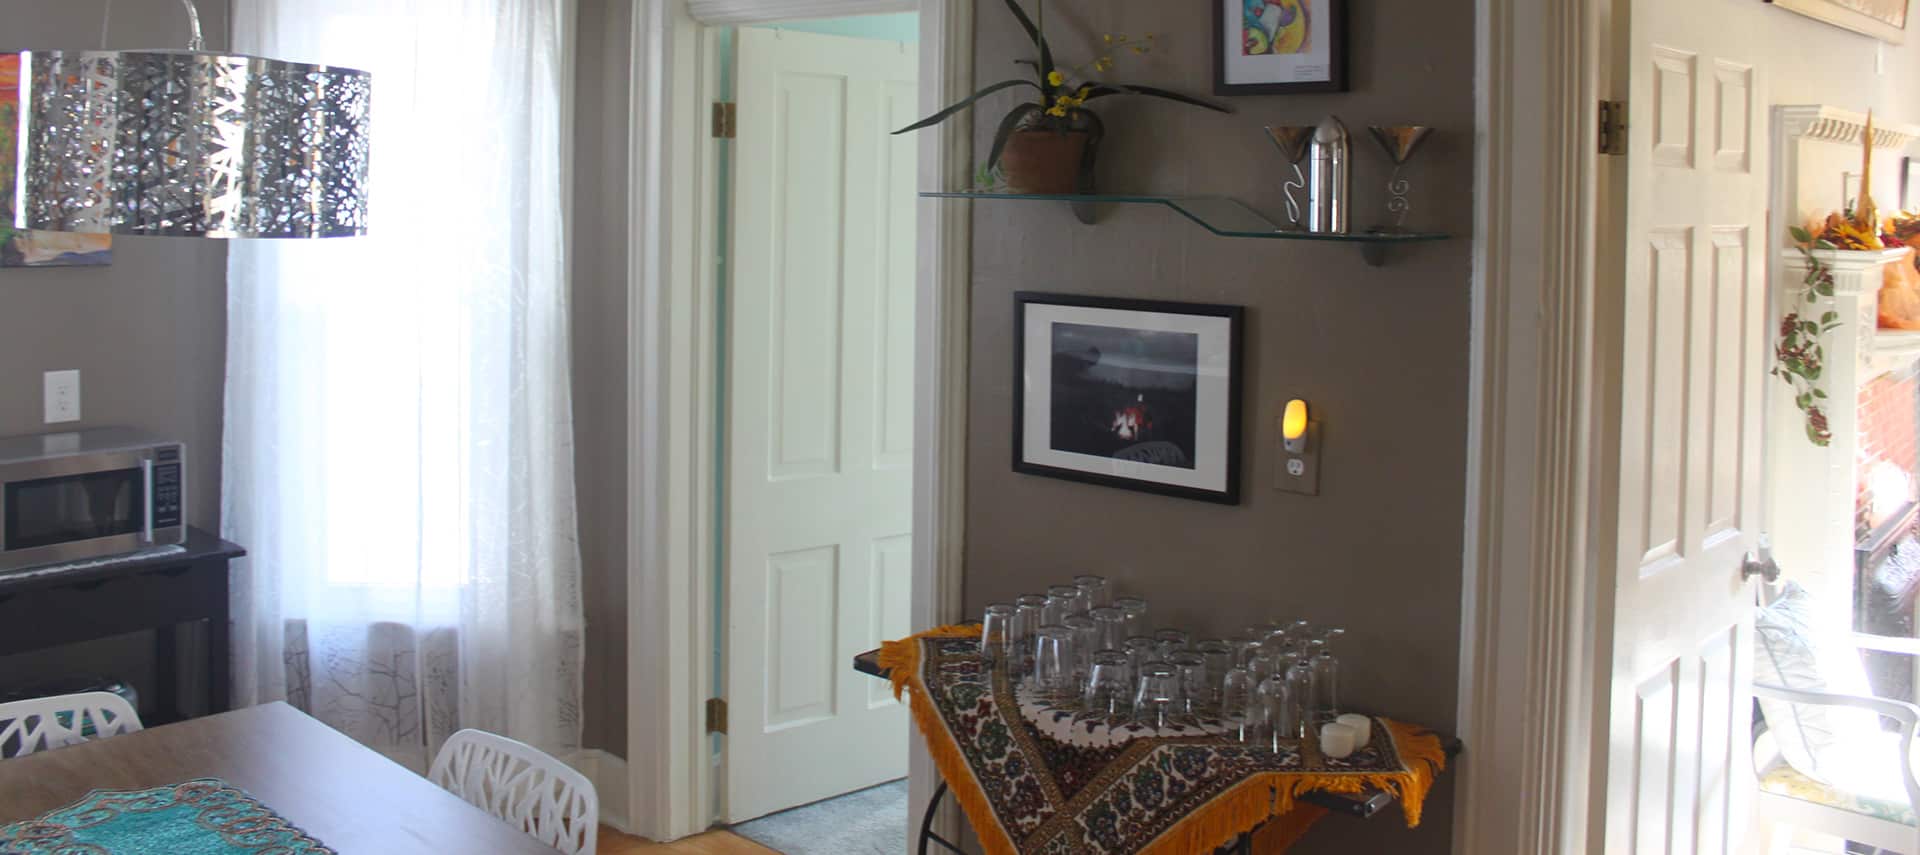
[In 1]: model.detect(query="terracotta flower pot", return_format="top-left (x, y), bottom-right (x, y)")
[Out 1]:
top-left (1000, 129), bottom-right (1090, 195)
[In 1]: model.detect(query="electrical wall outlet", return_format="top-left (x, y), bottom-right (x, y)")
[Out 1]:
top-left (1275, 421), bottom-right (1321, 496)
top-left (43, 370), bottom-right (80, 424)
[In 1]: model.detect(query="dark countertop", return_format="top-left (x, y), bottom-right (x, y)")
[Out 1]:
top-left (0, 528), bottom-right (244, 596)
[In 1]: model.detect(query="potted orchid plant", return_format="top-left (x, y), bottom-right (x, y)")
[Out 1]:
top-left (893, 0), bottom-right (1231, 195)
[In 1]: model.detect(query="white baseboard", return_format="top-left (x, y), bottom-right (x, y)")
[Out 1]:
top-left (564, 749), bottom-right (633, 834)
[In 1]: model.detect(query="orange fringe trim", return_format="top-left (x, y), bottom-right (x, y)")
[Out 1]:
top-left (887, 627), bottom-right (1449, 855)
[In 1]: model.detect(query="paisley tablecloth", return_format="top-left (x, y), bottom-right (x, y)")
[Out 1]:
top-left (0, 779), bottom-right (333, 855)
top-left (880, 626), bottom-right (1446, 855)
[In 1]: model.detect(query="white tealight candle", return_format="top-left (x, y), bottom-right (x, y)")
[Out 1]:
top-left (1319, 722), bottom-right (1358, 759)
top-left (1336, 713), bottom-right (1372, 748)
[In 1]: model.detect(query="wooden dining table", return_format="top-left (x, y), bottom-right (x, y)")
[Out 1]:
top-left (0, 701), bottom-right (560, 854)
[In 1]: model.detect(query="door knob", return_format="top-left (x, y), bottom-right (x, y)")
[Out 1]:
top-left (1742, 549), bottom-right (1781, 583)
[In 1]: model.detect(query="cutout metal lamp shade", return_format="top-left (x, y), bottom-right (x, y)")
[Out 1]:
top-left (12, 49), bottom-right (370, 239)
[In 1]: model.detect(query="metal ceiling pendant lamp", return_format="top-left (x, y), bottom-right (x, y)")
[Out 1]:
top-left (11, 0), bottom-right (371, 239)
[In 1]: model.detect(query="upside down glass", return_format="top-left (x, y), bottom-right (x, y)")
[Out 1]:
top-left (1114, 597), bottom-right (1149, 639)
top-left (1088, 607), bottom-right (1128, 653)
top-left (1133, 663), bottom-right (1182, 732)
top-left (981, 604), bottom-right (1016, 662)
top-left (1033, 626), bottom-right (1076, 705)
top-left (1167, 652), bottom-right (1210, 718)
top-left (1013, 595), bottom-right (1050, 676)
top-left (1073, 574), bottom-right (1112, 609)
top-left (1063, 615), bottom-right (1101, 682)
top-left (1083, 651), bottom-right (1134, 723)
top-left (1220, 666), bottom-right (1257, 743)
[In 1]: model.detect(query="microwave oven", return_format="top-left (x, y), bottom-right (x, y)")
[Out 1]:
top-left (0, 428), bottom-right (185, 573)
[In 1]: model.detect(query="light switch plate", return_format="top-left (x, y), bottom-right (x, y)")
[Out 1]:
top-left (1275, 422), bottom-right (1321, 496)
top-left (44, 369), bottom-right (80, 424)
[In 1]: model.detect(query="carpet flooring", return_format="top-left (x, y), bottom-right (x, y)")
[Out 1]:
top-left (729, 780), bottom-right (908, 855)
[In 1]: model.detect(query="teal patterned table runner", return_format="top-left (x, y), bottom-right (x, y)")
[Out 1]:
top-left (0, 779), bottom-right (334, 854)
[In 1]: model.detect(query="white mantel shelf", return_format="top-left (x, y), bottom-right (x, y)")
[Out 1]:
top-left (1776, 105), bottom-right (1920, 151)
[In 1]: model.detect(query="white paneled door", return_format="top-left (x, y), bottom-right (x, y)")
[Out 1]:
top-left (725, 27), bottom-right (918, 822)
top-left (1601, 0), bottom-right (1768, 851)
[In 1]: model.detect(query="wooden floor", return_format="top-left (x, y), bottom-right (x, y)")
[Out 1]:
top-left (598, 826), bottom-right (779, 855)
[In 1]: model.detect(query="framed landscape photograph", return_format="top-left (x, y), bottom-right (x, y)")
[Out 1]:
top-left (1214, 0), bottom-right (1348, 95)
top-left (1014, 292), bottom-right (1244, 505)
top-left (1768, 0), bottom-right (1909, 44)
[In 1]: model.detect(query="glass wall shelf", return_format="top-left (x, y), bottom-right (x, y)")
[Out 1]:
top-left (921, 191), bottom-right (1450, 266)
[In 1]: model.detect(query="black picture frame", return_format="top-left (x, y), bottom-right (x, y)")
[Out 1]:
top-left (1013, 292), bottom-right (1245, 505)
top-left (1213, 0), bottom-right (1349, 96)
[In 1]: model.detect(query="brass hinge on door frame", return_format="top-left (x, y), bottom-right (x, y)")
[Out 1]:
top-left (1598, 99), bottom-right (1628, 156)
top-left (712, 102), bottom-right (737, 139)
top-left (706, 697), bottom-right (728, 734)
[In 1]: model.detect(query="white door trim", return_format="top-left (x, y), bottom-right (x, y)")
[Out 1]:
top-left (686, 0), bottom-right (916, 26)
top-left (1454, 0), bottom-right (1611, 851)
top-left (624, 0), bottom-right (972, 839)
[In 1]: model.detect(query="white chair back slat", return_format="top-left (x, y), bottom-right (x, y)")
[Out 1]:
top-left (428, 728), bottom-right (598, 855)
top-left (0, 691), bottom-right (144, 759)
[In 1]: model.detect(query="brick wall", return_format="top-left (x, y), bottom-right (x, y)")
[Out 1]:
top-left (1857, 362), bottom-right (1920, 540)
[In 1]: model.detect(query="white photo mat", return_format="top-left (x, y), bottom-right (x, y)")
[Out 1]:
top-left (1020, 301), bottom-right (1237, 497)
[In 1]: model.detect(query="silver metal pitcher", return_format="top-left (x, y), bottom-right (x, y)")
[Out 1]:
top-left (1307, 116), bottom-right (1351, 234)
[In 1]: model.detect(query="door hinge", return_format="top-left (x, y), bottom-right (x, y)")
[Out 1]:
top-left (1598, 99), bottom-right (1628, 156)
top-left (711, 102), bottom-right (737, 139)
top-left (705, 697), bottom-right (728, 734)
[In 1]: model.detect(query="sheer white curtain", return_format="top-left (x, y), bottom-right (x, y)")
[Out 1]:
top-left (223, 0), bottom-right (583, 770)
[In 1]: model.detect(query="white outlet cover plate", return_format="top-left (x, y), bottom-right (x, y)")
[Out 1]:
top-left (43, 369), bottom-right (80, 424)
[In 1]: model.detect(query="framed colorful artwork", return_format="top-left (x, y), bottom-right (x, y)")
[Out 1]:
top-left (1214, 0), bottom-right (1348, 95)
top-left (1013, 292), bottom-right (1244, 505)
top-left (0, 53), bottom-right (112, 268)
top-left (1768, 0), bottom-right (1910, 44)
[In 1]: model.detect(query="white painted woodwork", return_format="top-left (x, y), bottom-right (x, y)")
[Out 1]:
top-left (685, 0), bottom-right (914, 27)
top-left (1452, 0), bottom-right (1608, 850)
top-left (725, 26), bottom-right (918, 823)
top-left (906, 1), bottom-right (974, 844)
top-left (1600, 0), bottom-right (1769, 851)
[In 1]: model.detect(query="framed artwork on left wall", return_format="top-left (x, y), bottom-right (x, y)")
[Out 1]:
top-left (1014, 292), bottom-right (1245, 505)
top-left (0, 53), bottom-right (113, 269)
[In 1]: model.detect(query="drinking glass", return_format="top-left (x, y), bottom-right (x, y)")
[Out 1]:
top-left (1195, 640), bottom-right (1234, 705)
top-left (1045, 585), bottom-right (1087, 624)
top-left (1280, 652), bottom-right (1315, 740)
top-left (1113, 597), bottom-right (1149, 639)
top-left (1235, 628), bottom-right (1269, 669)
top-left (1133, 663), bottom-right (1182, 732)
top-left (980, 604), bottom-right (1016, 667)
top-left (1013, 595), bottom-right (1050, 676)
top-left (1167, 652), bottom-right (1210, 718)
top-left (1062, 615), bottom-right (1100, 682)
top-left (1152, 628), bottom-right (1191, 661)
top-left (1073, 574), bottom-right (1112, 608)
top-left (1257, 668), bottom-right (1306, 749)
top-left (1310, 629), bottom-right (1345, 723)
top-left (1122, 636), bottom-right (1159, 677)
top-left (1032, 626), bottom-right (1076, 705)
top-left (1220, 667), bottom-right (1257, 743)
top-left (1082, 651), bottom-right (1134, 723)
top-left (1088, 607), bottom-right (1128, 653)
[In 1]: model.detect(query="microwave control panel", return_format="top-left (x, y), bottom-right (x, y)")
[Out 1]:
top-left (153, 446), bottom-right (182, 530)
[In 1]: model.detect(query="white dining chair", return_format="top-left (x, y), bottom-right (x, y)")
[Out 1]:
top-left (0, 691), bottom-right (144, 759)
top-left (428, 728), bottom-right (598, 855)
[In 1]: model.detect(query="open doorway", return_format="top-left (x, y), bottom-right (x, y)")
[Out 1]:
top-left (714, 12), bottom-right (921, 849)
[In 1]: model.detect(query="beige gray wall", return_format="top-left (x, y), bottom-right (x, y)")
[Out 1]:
top-left (0, 3), bottom-right (229, 532)
top-left (959, 1), bottom-right (1472, 851)
top-left (0, 2), bottom-right (230, 712)
top-left (572, 0), bottom-right (634, 756)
